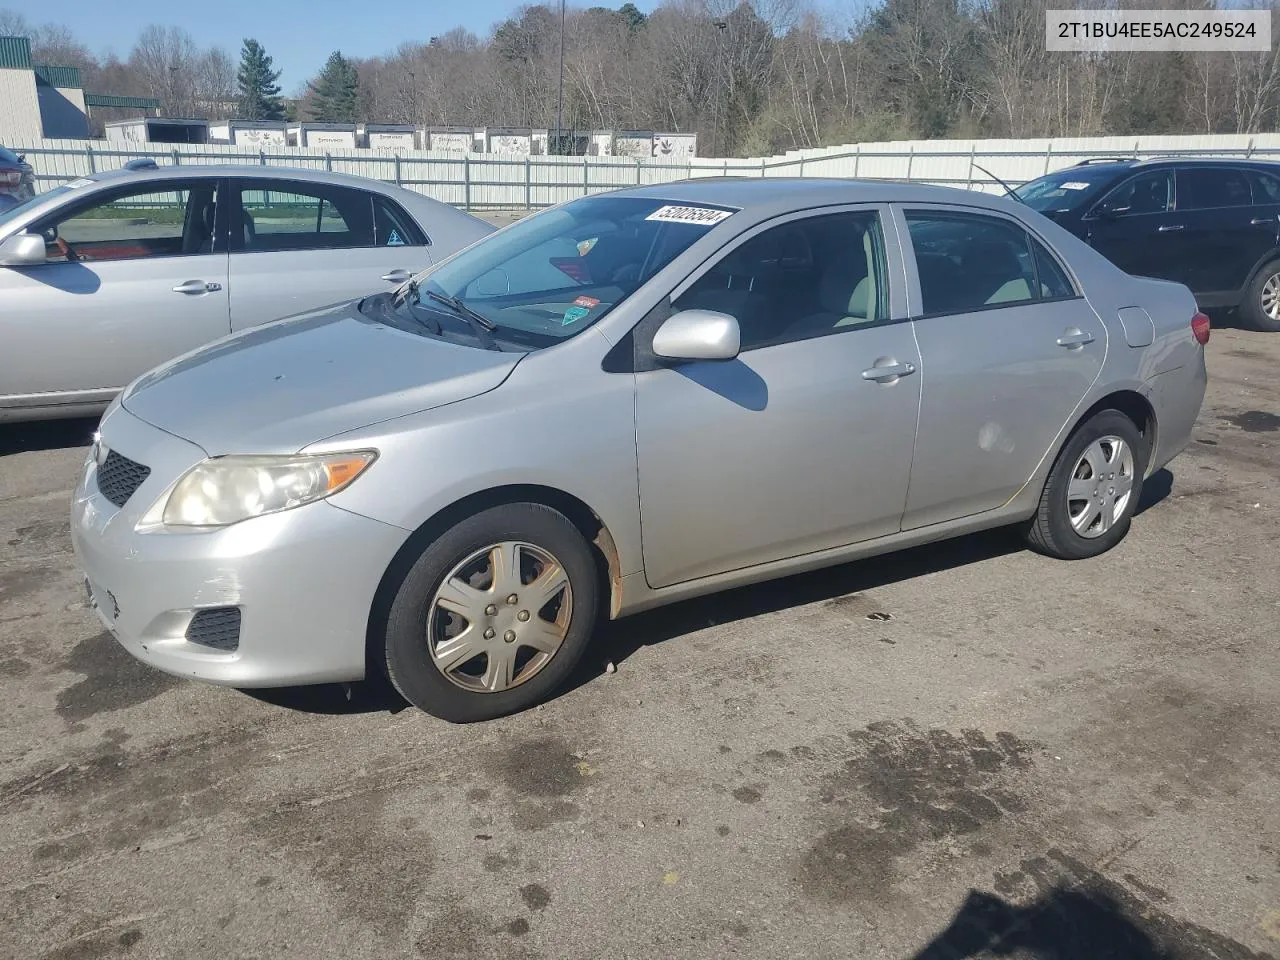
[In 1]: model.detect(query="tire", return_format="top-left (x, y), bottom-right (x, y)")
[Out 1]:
top-left (1024, 410), bottom-right (1148, 560)
top-left (1241, 261), bottom-right (1280, 332)
top-left (383, 503), bottom-right (599, 722)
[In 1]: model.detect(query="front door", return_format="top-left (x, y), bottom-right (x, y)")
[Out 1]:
top-left (0, 178), bottom-right (230, 407)
top-left (1083, 169), bottom-right (1179, 282)
top-left (899, 207), bottom-right (1105, 530)
top-left (227, 178), bottom-right (431, 330)
top-left (634, 207), bottom-right (922, 588)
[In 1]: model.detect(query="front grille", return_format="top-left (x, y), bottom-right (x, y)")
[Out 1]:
top-left (186, 607), bottom-right (241, 651)
top-left (96, 450), bottom-right (151, 508)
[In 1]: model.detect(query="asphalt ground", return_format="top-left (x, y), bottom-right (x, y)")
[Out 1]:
top-left (0, 322), bottom-right (1277, 960)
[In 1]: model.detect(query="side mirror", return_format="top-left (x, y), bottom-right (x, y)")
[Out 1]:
top-left (0, 232), bottom-right (46, 267)
top-left (652, 309), bottom-right (740, 361)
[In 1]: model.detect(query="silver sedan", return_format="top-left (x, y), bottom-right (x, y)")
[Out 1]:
top-left (71, 178), bottom-right (1208, 721)
top-left (0, 165), bottom-right (493, 422)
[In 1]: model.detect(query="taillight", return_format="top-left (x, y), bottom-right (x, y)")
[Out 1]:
top-left (0, 170), bottom-right (20, 187)
top-left (1191, 311), bottom-right (1211, 346)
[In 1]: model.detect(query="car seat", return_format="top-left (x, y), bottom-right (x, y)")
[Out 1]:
top-left (787, 230), bottom-right (878, 338)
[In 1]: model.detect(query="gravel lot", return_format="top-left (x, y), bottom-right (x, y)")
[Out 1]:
top-left (0, 323), bottom-right (1277, 960)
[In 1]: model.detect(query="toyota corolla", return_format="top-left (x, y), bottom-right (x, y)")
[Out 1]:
top-left (71, 179), bottom-right (1208, 722)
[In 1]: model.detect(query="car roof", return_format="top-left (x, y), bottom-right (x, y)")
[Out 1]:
top-left (82, 164), bottom-right (413, 195)
top-left (1065, 156), bottom-right (1280, 172)
top-left (602, 176), bottom-right (1024, 216)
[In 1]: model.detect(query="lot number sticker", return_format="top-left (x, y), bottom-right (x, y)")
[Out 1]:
top-left (645, 205), bottom-right (734, 225)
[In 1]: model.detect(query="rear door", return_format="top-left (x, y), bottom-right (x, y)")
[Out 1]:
top-left (898, 206), bottom-right (1105, 530)
top-left (1173, 166), bottom-right (1268, 300)
top-left (227, 178), bottom-right (431, 330)
top-left (1081, 169), bottom-right (1178, 281)
top-left (0, 177), bottom-right (230, 407)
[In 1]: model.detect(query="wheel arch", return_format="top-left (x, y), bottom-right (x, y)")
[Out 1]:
top-left (1067, 390), bottom-right (1158, 476)
top-left (364, 484), bottom-right (623, 681)
top-left (1240, 252), bottom-right (1280, 303)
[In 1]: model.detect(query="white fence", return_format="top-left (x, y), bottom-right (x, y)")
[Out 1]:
top-left (10, 133), bottom-right (1280, 210)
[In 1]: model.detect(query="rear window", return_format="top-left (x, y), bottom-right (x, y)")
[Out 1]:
top-left (1178, 168), bottom-right (1252, 210)
top-left (0, 146), bottom-right (21, 165)
top-left (1013, 167), bottom-right (1122, 213)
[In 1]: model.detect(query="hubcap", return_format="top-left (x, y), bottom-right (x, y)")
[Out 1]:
top-left (426, 541), bottom-right (572, 693)
top-left (1066, 436), bottom-right (1135, 539)
top-left (1262, 273), bottom-right (1280, 320)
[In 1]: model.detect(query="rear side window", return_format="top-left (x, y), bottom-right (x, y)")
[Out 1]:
top-left (906, 212), bottom-right (1040, 315)
top-left (1178, 168), bottom-right (1252, 210)
top-left (234, 180), bottom-right (375, 252)
top-left (1248, 170), bottom-right (1280, 204)
top-left (1032, 239), bottom-right (1075, 298)
top-left (373, 197), bottom-right (425, 247)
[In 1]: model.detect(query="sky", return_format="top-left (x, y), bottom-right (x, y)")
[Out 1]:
top-left (19, 0), bottom-right (662, 92)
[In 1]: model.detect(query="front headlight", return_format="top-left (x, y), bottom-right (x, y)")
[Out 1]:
top-left (143, 451), bottom-right (376, 528)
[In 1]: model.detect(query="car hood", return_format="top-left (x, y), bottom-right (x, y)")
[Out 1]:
top-left (122, 303), bottom-right (522, 455)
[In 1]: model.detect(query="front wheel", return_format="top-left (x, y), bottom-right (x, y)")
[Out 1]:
top-left (383, 503), bottom-right (599, 722)
top-left (1242, 262), bottom-right (1280, 332)
top-left (1024, 410), bottom-right (1148, 560)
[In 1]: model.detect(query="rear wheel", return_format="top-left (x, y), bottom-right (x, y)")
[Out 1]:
top-left (1241, 261), bottom-right (1280, 332)
top-left (1024, 410), bottom-right (1147, 560)
top-left (383, 503), bottom-right (598, 722)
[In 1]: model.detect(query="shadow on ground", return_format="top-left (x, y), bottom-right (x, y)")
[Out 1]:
top-left (244, 467), bottom-right (1175, 717)
top-left (0, 417), bottom-right (98, 457)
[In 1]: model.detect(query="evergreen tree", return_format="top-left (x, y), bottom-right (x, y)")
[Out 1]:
top-left (235, 38), bottom-right (284, 120)
top-left (306, 51), bottom-right (359, 122)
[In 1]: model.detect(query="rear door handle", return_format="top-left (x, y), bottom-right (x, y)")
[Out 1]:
top-left (1157, 223), bottom-right (1184, 232)
top-left (1057, 329), bottom-right (1096, 348)
top-left (172, 279), bottom-right (220, 294)
top-left (860, 361), bottom-right (916, 382)
top-left (381, 269), bottom-right (412, 283)
top-left (1251, 217), bottom-right (1275, 226)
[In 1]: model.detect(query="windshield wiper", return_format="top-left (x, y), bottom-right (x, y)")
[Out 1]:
top-left (388, 279), bottom-right (442, 334)
top-left (425, 289), bottom-right (501, 350)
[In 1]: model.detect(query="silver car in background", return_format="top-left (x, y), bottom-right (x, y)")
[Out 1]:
top-left (0, 165), bottom-right (493, 422)
top-left (71, 179), bottom-right (1208, 722)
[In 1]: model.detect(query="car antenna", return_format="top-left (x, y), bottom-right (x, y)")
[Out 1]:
top-left (971, 162), bottom-right (1026, 204)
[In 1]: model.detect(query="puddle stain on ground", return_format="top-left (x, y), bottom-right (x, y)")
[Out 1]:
top-left (55, 632), bottom-right (179, 723)
top-left (484, 737), bottom-right (589, 833)
top-left (1222, 411), bottom-right (1280, 433)
top-left (7, 519), bottom-right (71, 548)
top-left (798, 720), bottom-right (1037, 905)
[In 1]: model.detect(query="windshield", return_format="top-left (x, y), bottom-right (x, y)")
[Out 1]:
top-left (0, 185), bottom-right (72, 231)
top-left (408, 195), bottom-right (734, 348)
top-left (1013, 167), bottom-right (1122, 214)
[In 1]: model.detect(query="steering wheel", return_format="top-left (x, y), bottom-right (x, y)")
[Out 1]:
top-left (54, 236), bottom-right (79, 263)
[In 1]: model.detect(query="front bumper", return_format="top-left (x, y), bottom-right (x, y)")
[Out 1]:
top-left (70, 405), bottom-right (408, 688)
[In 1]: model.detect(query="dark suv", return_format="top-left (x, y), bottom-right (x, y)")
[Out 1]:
top-left (0, 145), bottom-right (35, 214)
top-left (1014, 158), bottom-right (1280, 332)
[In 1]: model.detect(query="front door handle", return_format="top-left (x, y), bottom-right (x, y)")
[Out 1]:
top-left (172, 279), bottom-right (220, 294)
top-left (381, 269), bottom-right (412, 283)
top-left (860, 360), bottom-right (916, 382)
top-left (1157, 223), bottom-right (1184, 232)
top-left (1057, 328), bottom-right (1096, 348)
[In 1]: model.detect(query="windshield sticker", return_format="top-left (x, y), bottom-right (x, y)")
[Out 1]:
top-left (576, 237), bottom-right (598, 256)
top-left (1059, 181), bottom-right (1092, 190)
top-left (386, 229), bottom-right (405, 246)
top-left (66, 178), bottom-right (95, 189)
top-left (645, 204), bottom-right (734, 225)
top-left (562, 305), bottom-right (591, 325)
top-left (573, 295), bottom-right (600, 309)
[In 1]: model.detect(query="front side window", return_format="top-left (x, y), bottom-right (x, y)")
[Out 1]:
top-left (405, 195), bottom-right (732, 347)
top-left (906, 211), bottom-right (1041, 314)
top-left (1092, 171), bottom-right (1172, 218)
top-left (33, 182), bottom-right (219, 263)
top-left (1178, 168), bottom-right (1251, 210)
top-left (673, 210), bottom-right (888, 351)
top-left (236, 181), bottom-right (374, 252)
